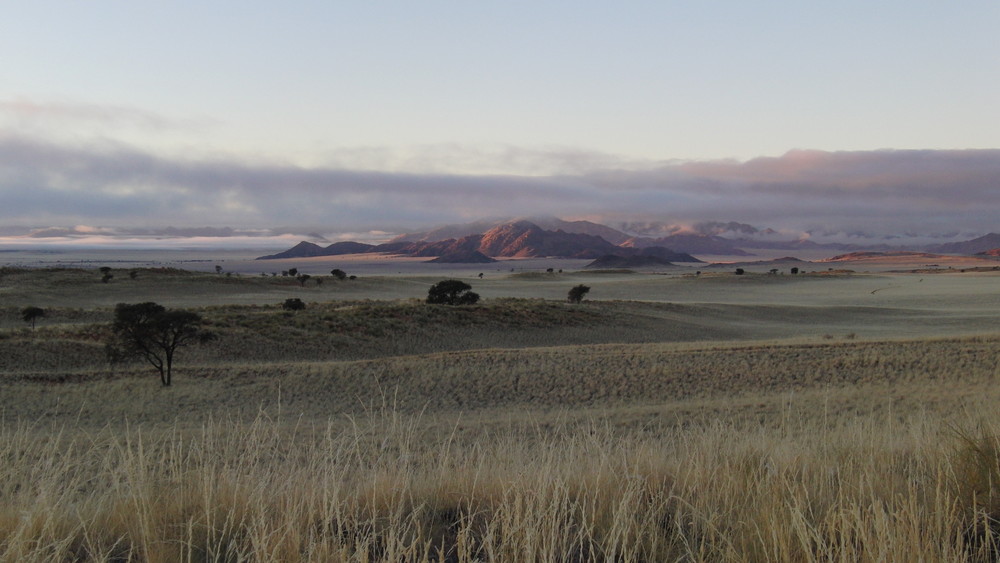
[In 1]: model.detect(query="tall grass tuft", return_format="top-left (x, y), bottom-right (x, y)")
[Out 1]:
top-left (3, 408), bottom-right (1000, 561)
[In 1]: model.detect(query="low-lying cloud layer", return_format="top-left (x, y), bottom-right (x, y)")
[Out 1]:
top-left (2, 133), bottom-right (998, 239)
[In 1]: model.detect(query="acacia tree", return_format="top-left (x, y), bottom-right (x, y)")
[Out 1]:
top-left (426, 280), bottom-right (479, 305)
top-left (330, 268), bottom-right (347, 280)
top-left (109, 302), bottom-right (214, 386)
top-left (567, 285), bottom-right (591, 304)
top-left (21, 306), bottom-right (45, 331)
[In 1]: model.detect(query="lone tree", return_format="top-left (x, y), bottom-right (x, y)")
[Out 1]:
top-left (282, 297), bottom-right (306, 311)
top-left (108, 302), bottom-right (214, 386)
top-left (330, 268), bottom-right (347, 280)
top-left (567, 285), bottom-right (591, 304)
top-left (426, 279), bottom-right (480, 305)
top-left (21, 306), bottom-right (45, 331)
top-left (296, 273), bottom-right (311, 287)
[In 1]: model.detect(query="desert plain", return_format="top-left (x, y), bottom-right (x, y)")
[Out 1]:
top-left (3, 251), bottom-right (1000, 561)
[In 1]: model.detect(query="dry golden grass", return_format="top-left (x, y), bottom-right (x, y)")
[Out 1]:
top-left (4, 266), bottom-right (1000, 560)
top-left (3, 332), bottom-right (999, 424)
top-left (5, 406), bottom-right (1000, 561)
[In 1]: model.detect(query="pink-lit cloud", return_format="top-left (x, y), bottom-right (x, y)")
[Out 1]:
top-left (1, 133), bottom-right (998, 239)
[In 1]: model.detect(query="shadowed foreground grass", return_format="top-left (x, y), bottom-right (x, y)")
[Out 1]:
top-left (4, 407), bottom-right (1000, 562)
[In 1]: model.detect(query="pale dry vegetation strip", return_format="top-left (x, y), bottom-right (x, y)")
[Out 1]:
top-left (2, 336), bottom-right (999, 426)
top-left (4, 407), bottom-right (1000, 561)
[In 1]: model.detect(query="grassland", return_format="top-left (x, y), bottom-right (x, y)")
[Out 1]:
top-left (3, 264), bottom-right (1000, 561)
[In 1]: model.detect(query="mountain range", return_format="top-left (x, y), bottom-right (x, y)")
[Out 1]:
top-left (258, 219), bottom-right (702, 262)
top-left (257, 217), bottom-right (1000, 263)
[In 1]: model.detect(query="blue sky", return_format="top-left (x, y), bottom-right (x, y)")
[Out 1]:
top-left (1, 1), bottom-right (999, 237)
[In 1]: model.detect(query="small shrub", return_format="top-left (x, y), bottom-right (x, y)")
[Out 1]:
top-left (21, 306), bottom-right (45, 331)
top-left (427, 280), bottom-right (480, 305)
top-left (567, 285), bottom-right (591, 304)
top-left (282, 298), bottom-right (306, 311)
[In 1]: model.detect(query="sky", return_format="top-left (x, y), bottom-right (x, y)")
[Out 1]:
top-left (1, 1), bottom-right (999, 241)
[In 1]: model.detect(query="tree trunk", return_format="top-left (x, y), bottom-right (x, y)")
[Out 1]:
top-left (164, 352), bottom-right (173, 386)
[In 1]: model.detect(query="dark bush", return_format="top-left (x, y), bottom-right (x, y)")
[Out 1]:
top-left (21, 306), bottom-right (45, 330)
top-left (427, 280), bottom-right (480, 305)
top-left (567, 285), bottom-right (591, 304)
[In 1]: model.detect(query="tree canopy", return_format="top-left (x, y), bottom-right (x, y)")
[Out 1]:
top-left (109, 302), bottom-right (214, 386)
top-left (426, 279), bottom-right (480, 305)
top-left (21, 306), bottom-right (45, 330)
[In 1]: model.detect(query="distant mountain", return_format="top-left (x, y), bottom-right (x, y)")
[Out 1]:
top-left (256, 241), bottom-right (327, 260)
top-left (527, 217), bottom-right (633, 245)
top-left (621, 234), bottom-right (752, 256)
top-left (731, 239), bottom-right (901, 252)
top-left (927, 233), bottom-right (1000, 254)
top-left (370, 241), bottom-right (415, 254)
top-left (257, 218), bottom-right (1000, 263)
top-left (324, 241), bottom-right (377, 255)
top-left (389, 219), bottom-right (503, 243)
top-left (426, 250), bottom-right (496, 263)
top-left (256, 240), bottom-right (375, 260)
top-left (585, 255), bottom-right (677, 269)
top-left (260, 221), bottom-right (630, 260)
top-left (477, 221), bottom-right (619, 258)
top-left (391, 216), bottom-right (634, 246)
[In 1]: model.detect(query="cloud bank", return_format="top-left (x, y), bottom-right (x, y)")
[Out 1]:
top-left (1, 133), bottom-right (998, 239)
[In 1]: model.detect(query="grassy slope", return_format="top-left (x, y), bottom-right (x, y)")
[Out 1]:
top-left (3, 335), bottom-right (1000, 426)
top-left (4, 266), bottom-right (1000, 560)
top-left (3, 266), bottom-right (1000, 423)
